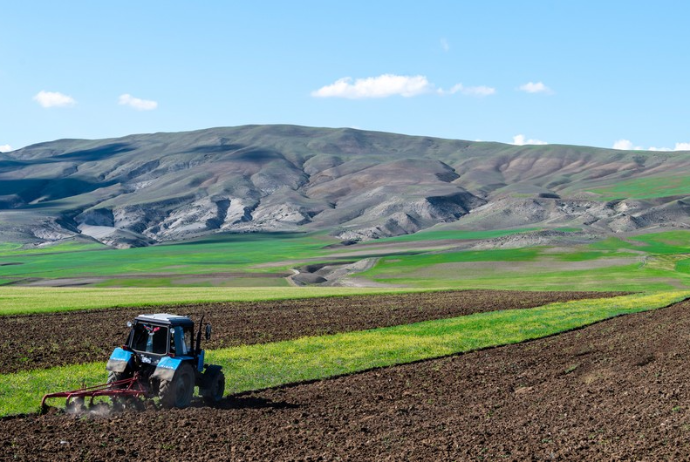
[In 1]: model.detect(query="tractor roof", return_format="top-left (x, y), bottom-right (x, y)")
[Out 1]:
top-left (134, 313), bottom-right (194, 326)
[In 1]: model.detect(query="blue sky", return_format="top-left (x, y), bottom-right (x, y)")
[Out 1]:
top-left (1, 1), bottom-right (689, 152)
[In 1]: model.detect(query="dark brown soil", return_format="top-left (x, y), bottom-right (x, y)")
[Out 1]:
top-left (3, 298), bottom-right (690, 460)
top-left (0, 290), bottom-right (624, 374)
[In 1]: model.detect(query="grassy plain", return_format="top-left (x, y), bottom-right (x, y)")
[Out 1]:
top-left (0, 233), bottom-right (332, 281)
top-left (362, 231), bottom-right (690, 291)
top-left (0, 229), bottom-right (689, 292)
top-left (0, 286), bottom-right (431, 316)
top-left (1, 292), bottom-right (686, 416)
top-left (0, 229), bottom-right (535, 283)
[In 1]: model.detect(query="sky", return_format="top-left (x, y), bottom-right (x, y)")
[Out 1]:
top-left (1, 1), bottom-right (689, 152)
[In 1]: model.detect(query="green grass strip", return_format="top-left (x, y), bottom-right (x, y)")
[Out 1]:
top-left (0, 286), bottom-right (433, 316)
top-left (588, 175), bottom-right (690, 200)
top-left (1, 292), bottom-right (687, 416)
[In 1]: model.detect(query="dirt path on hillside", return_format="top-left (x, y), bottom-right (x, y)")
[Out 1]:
top-left (0, 290), bottom-right (624, 374)
top-left (3, 298), bottom-right (690, 460)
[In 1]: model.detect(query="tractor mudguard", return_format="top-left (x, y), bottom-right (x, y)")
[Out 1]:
top-left (200, 364), bottom-right (222, 387)
top-left (106, 347), bottom-right (134, 373)
top-left (197, 350), bottom-right (205, 372)
top-left (150, 356), bottom-right (184, 382)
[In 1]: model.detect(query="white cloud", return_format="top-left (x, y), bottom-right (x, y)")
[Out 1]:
top-left (512, 134), bottom-right (547, 146)
top-left (613, 140), bottom-right (690, 151)
top-left (312, 74), bottom-right (433, 99)
top-left (442, 83), bottom-right (496, 97)
top-left (519, 81), bottom-right (553, 94)
top-left (613, 139), bottom-right (634, 150)
top-left (0, 144), bottom-right (12, 153)
top-left (118, 94), bottom-right (158, 110)
top-left (312, 74), bottom-right (496, 99)
top-left (440, 38), bottom-right (450, 52)
top-left (612, 139), bottom-right (645, 150)
top-left (33, 91), bottom-right (76, 108)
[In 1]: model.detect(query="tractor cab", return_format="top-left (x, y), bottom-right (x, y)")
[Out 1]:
top-left (127, 314), bottom-right (195, 364)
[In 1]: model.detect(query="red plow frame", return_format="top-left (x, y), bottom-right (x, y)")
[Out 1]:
top-left (40, 374), bottom-right (148, 413)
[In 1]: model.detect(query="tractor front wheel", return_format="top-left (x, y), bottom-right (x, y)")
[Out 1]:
top-left (107, 370), bottom-right (127, 408)
top-left (159, 363), bottom-right (195, 408)
top-left (201, 370), bottom-right (225, 405)
top-left (107, 370), bottom-right (130, 387)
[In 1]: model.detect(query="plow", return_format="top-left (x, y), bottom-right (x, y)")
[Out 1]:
top-left (41, 313), bottom-right (225, 414)
top-left (41, 374), bottom-right (148, 413)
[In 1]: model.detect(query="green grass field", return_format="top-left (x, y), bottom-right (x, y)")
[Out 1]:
top-left (1, 292), bottom-right (686, 416)
top-left (589, 175), bottom-right (690, 200)
top-left (0, 286), bottom-right (432, 316)
top-left (94, 276), bottom-right (292, 288)
top-left (361, 230), bottom-right (690, 291)
top-left (0, 232), bottom-right (334, 280)
top-left (0, 229), bottom-right (689, 292)
top-left (590, 231), bottom-right (690, 254)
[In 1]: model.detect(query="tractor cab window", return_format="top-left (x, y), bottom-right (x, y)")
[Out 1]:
top-left (183, 326), bottom-right (193, 353)
top-left (131, 323), bottom-right (168, 355)
top-left (170, 325), bottom-right (194, 356)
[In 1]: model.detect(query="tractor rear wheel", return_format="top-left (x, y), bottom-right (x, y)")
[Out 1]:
top-left (107, 370), bottom-right (135, 409)
top-left (201, 370), bottom-right (225, 405)
top-left (159, 363), bottom-right (195, 408)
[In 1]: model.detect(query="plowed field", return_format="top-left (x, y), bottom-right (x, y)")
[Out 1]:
top-left (3, 298), bottom-right (690, 460)
top-left (0, 290), bottom-right (622, 374)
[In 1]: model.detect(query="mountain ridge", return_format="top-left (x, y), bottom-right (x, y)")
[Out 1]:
top-left (1, 124), bottom-right (689, 248)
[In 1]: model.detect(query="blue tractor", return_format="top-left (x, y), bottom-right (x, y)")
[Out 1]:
top-left (105, 313), bottom-right (225, 408)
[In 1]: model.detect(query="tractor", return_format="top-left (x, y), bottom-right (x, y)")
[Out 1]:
top-left (41, 313), bottom-right (225, 412)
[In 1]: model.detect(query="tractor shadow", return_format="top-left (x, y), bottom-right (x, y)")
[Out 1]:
top-left (193, 396), bottom-right (298, 411)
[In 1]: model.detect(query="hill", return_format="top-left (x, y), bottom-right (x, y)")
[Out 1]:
top-left (1, 124), bottom-right (689, 248)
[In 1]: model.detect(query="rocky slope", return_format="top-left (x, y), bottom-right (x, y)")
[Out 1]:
top-left (0, 125), bottom-right (688, 248)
